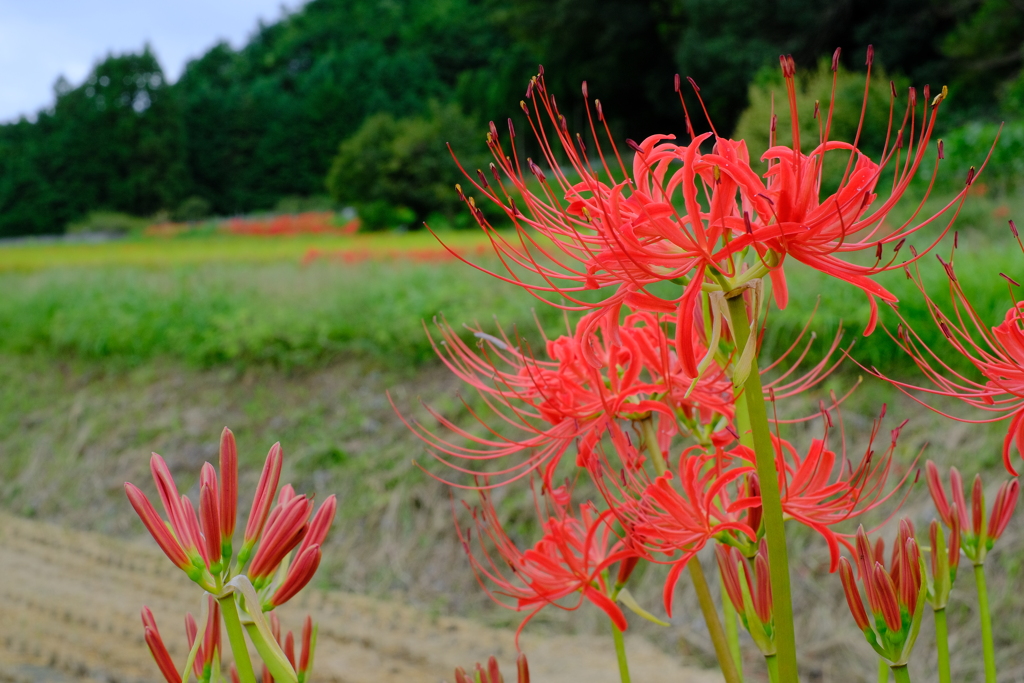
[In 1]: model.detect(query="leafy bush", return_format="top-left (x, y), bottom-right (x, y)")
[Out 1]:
top-left (355, 201), bottom-right (418, 231)
top-left (325, 101), bottom-right (486, 230)
top-left (931, 120), bottom-right (1024, 194)
top-left (66, 211), bottom-right (147, 235)
top-left (171, 196), bottom-right (211, 222)
top-left (274, 195), bottom-right (338, 214)
top-left (0, 260), bottom-right (566, 369)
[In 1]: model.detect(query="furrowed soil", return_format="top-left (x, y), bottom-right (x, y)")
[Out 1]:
top-left (0, 512), bottom-right (720, 683)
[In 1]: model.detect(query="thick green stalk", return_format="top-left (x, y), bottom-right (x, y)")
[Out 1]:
top-left (934, 608), bottom-right (951, 683)
top-left (641, 417), bottom-right (740, 683)
top-left (891, 664), bottom-right (912, 683)
top-left (219, 595), bottom-right (257, 683)
top-left (722, 593), bottom-right (744, 680)
top-left (766, 655), bottom-right (780, 683)
top-left (726, 294), bottom-right (799, 683)
top-left (877, 658), bottom-right (890, 683)
top-left (639, 417), bottom-right (668, 478)
top-left (974, 564), bottom-right (997, 683)
top-left (727, 370), bottom-right (749, 682)
top-left (610, 617), bottom-right (632, 683)
top-left (689, 560), bottom-right (743, 683)
top-left (728, 356), bottom-right (750, 682)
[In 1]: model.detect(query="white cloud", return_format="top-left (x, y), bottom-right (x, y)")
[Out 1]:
top-left (0, 0), bottom-right (296, 122)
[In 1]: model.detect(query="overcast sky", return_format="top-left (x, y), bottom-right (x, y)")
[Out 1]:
top-left (0, 0), bottom-right (299, 123)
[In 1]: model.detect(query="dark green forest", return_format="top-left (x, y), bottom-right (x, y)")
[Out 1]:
top-left (1, 0), bottom-right (1022, 237)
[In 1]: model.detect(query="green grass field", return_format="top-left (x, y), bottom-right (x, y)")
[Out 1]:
top-left (0, 230), bottom-right (495, 270)
top-left (0, 215), bottom-right (1020, 378)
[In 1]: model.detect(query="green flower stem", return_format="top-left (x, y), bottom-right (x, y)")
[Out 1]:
top-left (639, 417), bottom-right (668, 479)
top-left (640, 416), bottom-right (740, 683)
top-left (610, 616), bottom-right (631, 683)
top-left (934, 608), bottom-right (951, 683)
top-left (689, 559), bottom-right (743, 683)
top-left (218, 595), bottom-right (257, 683)
top-left (728, 353), bottom-right (750, 682)
top-left (726, 294), bottom-right (799, 683)
top-left (877, 658), bottom-right (890, 683)
top-left (891, 664), bottom-right (912, 683)
top-left (723, 593), bottom-right (744, 680)
top-left (766, 655), bottom-right (780, 683)
top-left (974, 564), bottom-right (997, 683)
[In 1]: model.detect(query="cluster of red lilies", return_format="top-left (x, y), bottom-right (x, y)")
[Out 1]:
top-left (405, 50), bottom-right (1021, 683)
top-left (146, 211), bottom-right (359, 238)
top-left (300, 243), bottom-right (490, 265)
top-left (118, 46), bottom-right (1024, 683)
top-left (225, 212), bottom-right (359, 237)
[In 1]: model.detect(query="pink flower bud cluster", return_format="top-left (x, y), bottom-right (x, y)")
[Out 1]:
top-left (839, 523), bottom-right (926, 666)
top-left (926, 461), bottom-right (1019, 565)
top-left (453, 655), bottom-right (530, 683)
top-left (716, 541), bottom-right (775, 655)
top-left (126, 428), bottom-right (334, 683)
top-left (126, 428), bottom-right (335, 602)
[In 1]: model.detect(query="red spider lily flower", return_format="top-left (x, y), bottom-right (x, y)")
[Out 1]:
top-left (621, 446), bottom-right (757, 616)
top-left (297, 494), bottom-right (336, 556)
top-left (249, 493), bottom-right (314, 586)
top-left (125, 456), bottom-right (216, 589)
top-left (141, 607), bottom-right (180, 683)
top-left (455, 654), bottom-right (530, 683)
top-left (925, 512), bottom-right (961, 610)
top-left (285, 630), bottom-right (296, 670)
top-left (149, 454), bottom-right (204, 561)
top-left (402, 300), bottom-right (844, 493)
top-left (241, 442), bottom-right (284, 559)
top-left (298, 615), bottom-right (317, 683)
top-left (882, 269), bottom-right (1024, 474)
top-left (839, 523), bottom-right (926, 666)
top-left (723, 54), bottom-right (972, 334)
top-left (127, 432), bottom-right (334, 615)
top-left (181, 495), bottom-right (211, 568)
top-left (125, 482), bottom-right (192, 573)
top-left (259, 613), bottom-right (316, 683)
top-left (443, 78), bottom-right (720, 314)
top-left (731, 412), bottom-right (914, 571)
top-left (926, 461), bottom-right (1019, 564)
top-left (185, 596), bottom-right (221, 680)
top-left (716, 540), bottom-right (775, 655)
top-left (265, 544), bottom-right (322, 610)
top-left (456, 488), bottom-right (634, 641)
top-left (199, 463), bottom-right (222, 569)
top-left (262, 494), bottom-right (337, 607)
top-left (142, 599), bottom-right (221, 683)
top-left (441, 54), bottom-right (971, 341)
top-left (399, 308), bottom-right (736, 489)
top-left (220, 427), bottom-right (238, 553)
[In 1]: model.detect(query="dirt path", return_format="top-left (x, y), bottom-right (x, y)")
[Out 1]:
top-left (0, 513), bottom-right (721, 683)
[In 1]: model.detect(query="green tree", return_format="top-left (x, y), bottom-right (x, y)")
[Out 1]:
top-left (326, 101), bottom-right (485, 228)
top-left (655, 0), bottom-right (974, 136)
top-left (942, 0), bottom-right (1024, 118)
top-left (0, 46), bottom-right (187, 236)
top-left (176, 0), bottom-right (523, 216)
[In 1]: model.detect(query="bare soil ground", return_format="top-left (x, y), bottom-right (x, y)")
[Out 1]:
top-left (0, 512), bottom-right (722, 683)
